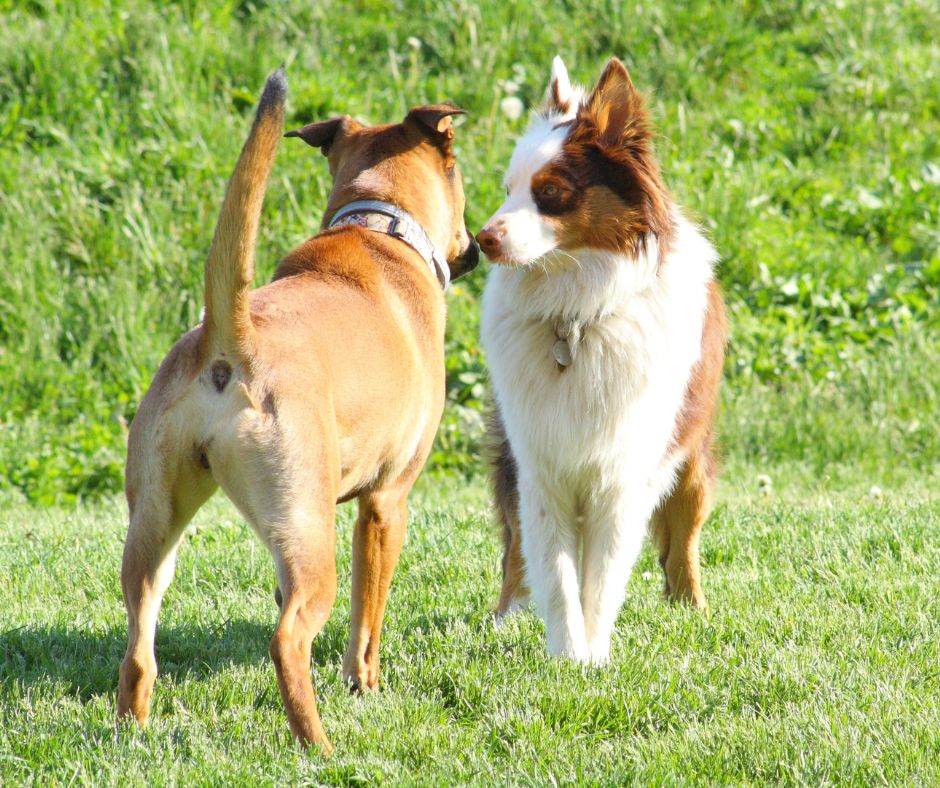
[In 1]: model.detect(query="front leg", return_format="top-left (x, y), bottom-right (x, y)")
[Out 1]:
top-left (580, 485), bottom-right (656, 664)
top-left (517, 476), bottom-right (588, 661)
top-left (343, 487), bottom-right (410, 693)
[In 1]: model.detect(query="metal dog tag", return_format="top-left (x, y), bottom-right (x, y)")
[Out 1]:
top-left (552, 319), bottom-right (580, 368)
top-left (553, 337), bottom-right (573, 367)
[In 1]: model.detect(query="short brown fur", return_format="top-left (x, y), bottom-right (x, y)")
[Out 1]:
top-left (116, 72), bottom-right (477, 754)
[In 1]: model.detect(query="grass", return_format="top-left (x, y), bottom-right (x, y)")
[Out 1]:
top-left (1, 0), bottom-right (940, 782)
top-left (1, 0), bottom-right (939, 501)
top-left (1, 480), bottom-right (939, 784)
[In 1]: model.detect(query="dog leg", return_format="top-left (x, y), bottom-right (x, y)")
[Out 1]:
top-left (652, 452), bottom-right (712, 609)
top-left (486, 408), bottom-right (530, 620)
top-left (580, 487), bottom-right (655, 664)
top-left (117, 462), bottom-right (216, 726)
top-left (495, 519), bottom-right (530, 623)
top-left (517, 476), bottom-right (587, 660)
top-left (268, 509), bottom-right (338, 755)
top-left (343, 487), bottom-right (409, 692)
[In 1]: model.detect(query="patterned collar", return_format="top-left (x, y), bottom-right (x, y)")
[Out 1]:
top-left (328, 200), bottom-right (450, 289)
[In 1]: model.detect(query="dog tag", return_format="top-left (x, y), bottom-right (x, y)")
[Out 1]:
top-left (552, 319), bottom-right (580, 368)
top-left (553, 337), bottom-right (573, 367)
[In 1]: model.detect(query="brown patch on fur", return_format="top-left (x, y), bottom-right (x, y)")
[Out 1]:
top-left (650, 280), bottom-right (728, 608)
top-left (672, 281), bottom-right (728, 458)
top-left (650, 450), bottom-right (713, 608)
top-left (531, 58), bottom-right (674, 258)
top-left (551, 80), bottom-right (571, 116)
top-left (485, 404), bottom-right (529, 614)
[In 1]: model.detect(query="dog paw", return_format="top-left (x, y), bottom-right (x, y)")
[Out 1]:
top-left (546, 636), bottom-right (590, 663)
top-left (493, 596), bottom-right (530, 629)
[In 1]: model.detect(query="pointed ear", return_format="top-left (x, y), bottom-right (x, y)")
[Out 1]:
top-left (285, 116), bottom-right (357, 155)
top-left (544, 55), bottom-right (573, 115)
top-left (580, 58), bottom-right (641, 148)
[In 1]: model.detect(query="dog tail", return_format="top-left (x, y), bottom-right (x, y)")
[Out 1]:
top-left (202, 67), bottom-right (286, 359)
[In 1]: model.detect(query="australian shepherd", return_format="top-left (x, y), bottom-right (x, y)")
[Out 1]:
top-left (476, 57), bottom-right (727, 663)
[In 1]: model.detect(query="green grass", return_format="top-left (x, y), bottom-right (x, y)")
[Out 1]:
top-left (1, 0), bottom-right (938, 502)
top-left (2, 0), bottom-right (940, 782)
top-left (2, 481), bottom-right (939, 784)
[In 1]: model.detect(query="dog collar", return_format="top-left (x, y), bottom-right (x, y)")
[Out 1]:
top-left (328, 200), bottom-right (451, 289)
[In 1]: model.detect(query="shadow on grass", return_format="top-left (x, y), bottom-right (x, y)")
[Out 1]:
top-left (0, 615), bottom-right (349, 701)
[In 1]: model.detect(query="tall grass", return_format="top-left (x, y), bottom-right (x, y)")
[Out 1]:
top-left (1, 0), bottom-right (938, 502)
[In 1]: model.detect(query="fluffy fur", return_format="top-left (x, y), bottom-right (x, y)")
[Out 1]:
top-left (478, 57), bottom-right (727, 663)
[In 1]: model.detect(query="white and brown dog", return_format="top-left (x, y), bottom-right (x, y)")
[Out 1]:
top-left (116, 69), bottom-right (478, 753)
top-left (477, 57), bottom-right (726, 663)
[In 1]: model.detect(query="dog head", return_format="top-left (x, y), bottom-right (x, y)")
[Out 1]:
top-left (476, 57), bottom-right (671, 267)
top-left (286, 104), bottom-right (479, 281)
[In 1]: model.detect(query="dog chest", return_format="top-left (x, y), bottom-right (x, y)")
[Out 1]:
top-left (482, 245), bottom-right (712, 481)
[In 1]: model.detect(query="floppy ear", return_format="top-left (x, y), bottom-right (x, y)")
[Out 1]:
top-left (544, 55), bottom-right (573, 115)
top-left (407, 102), bottom-right (467, 135)
top-left (406, 103), bottom-right (466, 166)
top-left (285, 116), bottom-right (354, 155)
top-left (580, 58), bottom-right (646, 149)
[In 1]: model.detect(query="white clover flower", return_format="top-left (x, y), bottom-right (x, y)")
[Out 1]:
top-left (406, 36), bottom-right (421, 49)
top-left (502, 79), bottom-right (519, 95)
top-left (869, 485), bottom-right (883, 500)
top-left (757, 474), bottom-right (772, 497)
top-left (500, 96), bottom-right (524, 121)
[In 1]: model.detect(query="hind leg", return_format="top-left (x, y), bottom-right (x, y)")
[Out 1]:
top-left (495, 516), bottom-right (529, 620)
top-left (651, 451), bottom-right (713, 609)
top-left (117, 459), bottom-right (216, 725)
top-left (342, 486), bottom-right (409, 692)
top-left (487, 409), bottom-right (529, 619)
top-left (268, 511), bottom-right (338, 754)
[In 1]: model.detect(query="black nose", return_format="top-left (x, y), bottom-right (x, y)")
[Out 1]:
top-left (455, 234), bottom-right (480, 278)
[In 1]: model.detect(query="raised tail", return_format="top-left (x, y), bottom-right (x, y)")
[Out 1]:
top-left (202, 68), bottom-right (286, 359)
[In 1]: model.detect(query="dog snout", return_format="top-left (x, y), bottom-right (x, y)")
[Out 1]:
top-left (476, 223), bottom-right (506, 259)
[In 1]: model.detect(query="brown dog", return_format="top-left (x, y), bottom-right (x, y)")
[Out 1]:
top-left (116, 68), bottom-right (478, 753)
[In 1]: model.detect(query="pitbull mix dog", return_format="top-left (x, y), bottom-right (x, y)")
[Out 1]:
top-left (477, 57), bottom-right (726, 663)
top-left (116, 69), bottom-right (478, 753)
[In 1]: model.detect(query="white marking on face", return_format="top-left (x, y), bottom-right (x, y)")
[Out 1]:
top-left (482, 116), bottom-right (570, 265)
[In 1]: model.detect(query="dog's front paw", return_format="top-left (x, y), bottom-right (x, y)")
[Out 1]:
top-left (546, 632), bottom-right (590, 663)
top-left (587, 640), bottom-right (611, 666)
top-left (342, 654), bottom-right (379, 695)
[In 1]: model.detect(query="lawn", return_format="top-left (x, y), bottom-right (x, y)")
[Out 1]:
top-left (2, 481), bottom-right (939, 784)
top-left (1, 0), bottom-right (939, 783)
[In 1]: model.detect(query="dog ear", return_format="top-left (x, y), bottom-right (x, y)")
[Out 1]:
top-left (579, 58), bottom-right (647, 149)
top-left (407, 102), bottom-right (466, 135)
top-left (406, 103), bottom-right (466, 166)
top-left (285, 116), bottom-right (356, 155)
top-left (543, 55), bottom-right (574, 115)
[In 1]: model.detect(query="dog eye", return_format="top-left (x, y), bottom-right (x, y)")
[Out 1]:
top-left (540, 183), bottom-right (559, 198)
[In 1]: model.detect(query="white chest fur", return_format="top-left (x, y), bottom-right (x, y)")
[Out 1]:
top-left (481, 215), bottom-right (716, 498)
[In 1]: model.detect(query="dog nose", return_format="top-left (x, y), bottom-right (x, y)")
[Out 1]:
top-left (476, 226), bottom-right (504, 257)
